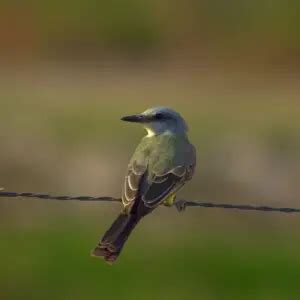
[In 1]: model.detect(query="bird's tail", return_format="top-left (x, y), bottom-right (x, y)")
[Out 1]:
top-left (91, 212), bottom-right (141, 264)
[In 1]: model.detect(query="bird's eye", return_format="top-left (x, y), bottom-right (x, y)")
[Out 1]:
top-left (155, 113), bottom-right (164, 120)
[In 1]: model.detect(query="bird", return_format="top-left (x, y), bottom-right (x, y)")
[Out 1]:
top-left (91, 107), bottom-right (196, 264)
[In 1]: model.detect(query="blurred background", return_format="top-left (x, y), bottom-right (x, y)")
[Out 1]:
top-left (1, 1), bottom-right (300, 299)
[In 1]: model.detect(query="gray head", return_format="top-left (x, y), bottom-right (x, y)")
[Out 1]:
top-left (121, 107), bottom-right (188, 136)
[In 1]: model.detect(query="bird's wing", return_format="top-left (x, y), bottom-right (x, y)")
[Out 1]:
top-left (122, 161), bottom-right (188, 209)
top-left (140, 140), bottom-right (196, 207)
top-left (122, 160), bottom-right (147, 207)
top-left (141, 166), bottom-right (187, 207)
top-left (122, 135), bottom-right (196, 209)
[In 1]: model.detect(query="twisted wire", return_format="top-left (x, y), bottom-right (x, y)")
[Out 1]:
top-left (0, 192), bottom-right (121, 202)
top-left (1, 191), bottom-right (299, 214)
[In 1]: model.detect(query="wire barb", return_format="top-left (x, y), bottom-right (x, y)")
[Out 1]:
top-left (0, 191), bottom-right (299, 214)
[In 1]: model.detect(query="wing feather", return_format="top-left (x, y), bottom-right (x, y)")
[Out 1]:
top-left (122, 163), bottom-right (187, 208)
top-left (123, 169), bottom-right (144, 206)
top-left (141, 173), bottom-right (182, 207)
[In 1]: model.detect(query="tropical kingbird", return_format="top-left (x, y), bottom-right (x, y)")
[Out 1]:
top-left (91, 107), bottom-right (196, 263)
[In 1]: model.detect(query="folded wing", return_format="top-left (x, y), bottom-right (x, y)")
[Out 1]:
top-left (123, 161), bottom-right (188, 209)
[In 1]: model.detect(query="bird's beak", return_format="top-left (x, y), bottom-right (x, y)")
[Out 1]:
top-left (121, 114), bottom-right (145, 123)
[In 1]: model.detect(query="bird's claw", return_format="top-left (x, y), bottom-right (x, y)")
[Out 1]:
top-left (175, 199), bottom-right (187, 212)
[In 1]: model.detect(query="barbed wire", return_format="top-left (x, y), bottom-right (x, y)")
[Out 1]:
top-left (0, 191), bottom-right (299, 214)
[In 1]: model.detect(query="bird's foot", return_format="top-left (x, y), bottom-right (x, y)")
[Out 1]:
top-left (174, 199), bottom-right (187, 212)
top-left (163, 194), bottom-right (176, 207)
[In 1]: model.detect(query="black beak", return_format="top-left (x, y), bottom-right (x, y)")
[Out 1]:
top-left (121, 114), bottom-right (145, 123)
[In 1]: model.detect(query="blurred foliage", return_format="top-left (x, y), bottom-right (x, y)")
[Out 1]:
top-left (36, 0), bottom-right (161, 56)
top-left (1, 0), bottom-right (300, 62)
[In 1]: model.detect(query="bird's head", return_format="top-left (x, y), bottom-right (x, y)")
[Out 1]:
top-left (121, 107), bottom-right (188, 136)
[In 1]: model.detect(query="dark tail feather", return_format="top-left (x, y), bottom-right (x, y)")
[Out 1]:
top-left (91, 212), bottom-right (141, 264)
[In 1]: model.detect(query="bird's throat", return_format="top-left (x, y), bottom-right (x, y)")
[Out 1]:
top-left (146, 128), bottom-right (155, 137)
